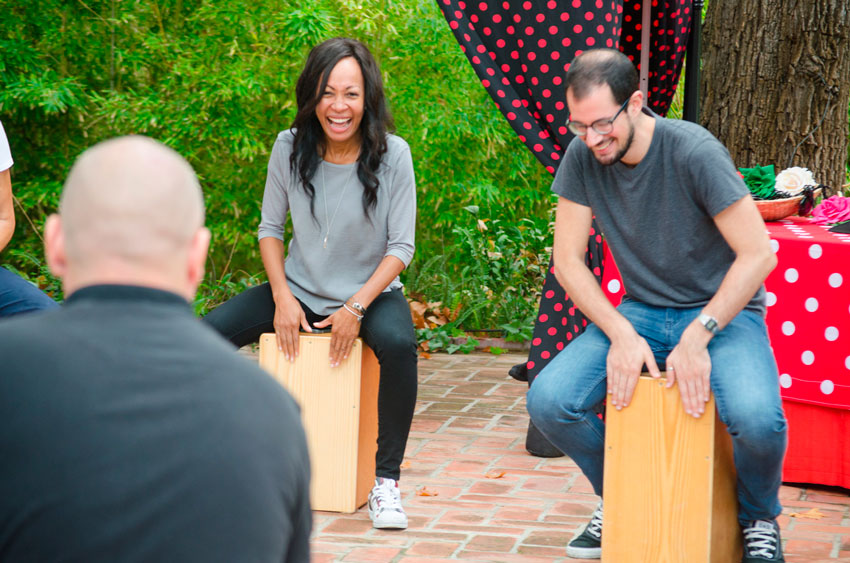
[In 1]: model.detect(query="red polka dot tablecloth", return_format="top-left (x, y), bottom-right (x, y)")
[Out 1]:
top-left (601, 216), bottom-right (850, 411)
top-left (763, 217), bottom-right (850, 410)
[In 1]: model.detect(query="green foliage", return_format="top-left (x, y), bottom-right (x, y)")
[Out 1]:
top-left (406, 204), bottom-right (552, 333)
top-left (0, 0), bottom-right (553, 337)
top-left (416, 325), bottom-right (478, 355)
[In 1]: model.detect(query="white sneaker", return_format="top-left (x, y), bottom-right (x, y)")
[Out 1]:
top-left (368, 477), bottom-right (408, 529)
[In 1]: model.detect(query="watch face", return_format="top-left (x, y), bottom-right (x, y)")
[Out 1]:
top-left (700, 314), bottom-right (719, 334)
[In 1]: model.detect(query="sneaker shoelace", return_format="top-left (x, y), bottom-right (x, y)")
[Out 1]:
top-left (372, 481), bottom-right (403, 515)
top-left (586, 503), bottom-right (603, 539)
top-left (743, 520), bottom-right (779, 558)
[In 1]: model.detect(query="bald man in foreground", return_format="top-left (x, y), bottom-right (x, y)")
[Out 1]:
top-left (0, 137), bottom-right (312, 562)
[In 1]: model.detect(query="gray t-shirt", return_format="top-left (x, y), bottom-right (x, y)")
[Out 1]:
top-left (259, 131), bottom-right (416, 315)
top-left (553, 111), bottom-right (766, 315)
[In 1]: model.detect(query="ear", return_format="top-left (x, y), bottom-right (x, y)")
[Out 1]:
top-left (44, 214), bottom-right (68, 279)
top-left (629, 90), bottom-right (644, 113)
top-left (186, 226), bottom-right (211, 296)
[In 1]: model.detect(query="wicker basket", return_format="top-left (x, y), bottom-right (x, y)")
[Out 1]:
top-left (755, 196), bottom-right (804, 221)
top-left (755, 187), bottom-right (822, 222)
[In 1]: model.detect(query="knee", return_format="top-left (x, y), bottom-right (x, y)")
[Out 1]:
top-left (527, 376), bottom-right (578, 428)
top-left (725, 406), bottom-right (787, 448)
top-left (369, 329), bottom-right (417, 366)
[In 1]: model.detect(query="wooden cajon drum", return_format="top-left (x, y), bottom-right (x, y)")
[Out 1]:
top-left (258, 333), bottom-right (379, 513)
top-left (601, 375), bottom-right (741, 562)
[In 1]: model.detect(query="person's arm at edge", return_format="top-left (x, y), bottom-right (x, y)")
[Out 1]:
top-left (0, 168), bottom-right (15, 252)
top-left (665, 194), bottom-right (776, 416)
top-left (552, 197), bottom-right (662, 410)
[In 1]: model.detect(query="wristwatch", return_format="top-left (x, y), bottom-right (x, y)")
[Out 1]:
top-left (697, 313), bottom-right (719, 335)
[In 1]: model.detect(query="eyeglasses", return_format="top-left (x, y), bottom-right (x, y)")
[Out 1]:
top-left (567, 97), bottom-right (631, 137)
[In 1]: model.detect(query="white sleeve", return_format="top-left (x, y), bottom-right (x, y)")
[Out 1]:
top-left (0, 122), bottom-right (13, 171)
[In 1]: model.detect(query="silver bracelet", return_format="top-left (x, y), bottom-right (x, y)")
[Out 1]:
top-left (343, 303), bottom-right (364, 322)
top-left (347, 300), bottom-right (367, 316)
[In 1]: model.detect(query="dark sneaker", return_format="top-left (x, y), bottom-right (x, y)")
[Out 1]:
top-left (742, 519), bottom-right (785, 562)
top-left (566, 501), bottom-right (603, 559)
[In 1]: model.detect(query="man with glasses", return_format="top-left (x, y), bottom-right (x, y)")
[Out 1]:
top-left (526, 49), bottom-right (787, 562)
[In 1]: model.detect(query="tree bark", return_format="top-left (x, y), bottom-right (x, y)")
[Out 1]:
top-left (700, 0), bottom-right (850, 189)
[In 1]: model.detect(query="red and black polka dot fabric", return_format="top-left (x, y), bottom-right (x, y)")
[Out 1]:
top-left (438, 0), bottom-right (692, 380)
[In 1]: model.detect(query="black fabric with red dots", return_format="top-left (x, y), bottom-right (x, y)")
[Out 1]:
top-left (437, 0), bottom-right (691, 379)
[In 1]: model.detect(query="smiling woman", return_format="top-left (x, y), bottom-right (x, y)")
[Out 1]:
top-left (203, 38), bottom-right (418, 530)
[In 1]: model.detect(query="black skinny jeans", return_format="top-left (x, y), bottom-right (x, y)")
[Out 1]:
top-left (204, 284), bottom-right (418, 481)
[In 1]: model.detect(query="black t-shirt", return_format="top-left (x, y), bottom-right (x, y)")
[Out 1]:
top-left (0, 285), bottom-right (311, 562)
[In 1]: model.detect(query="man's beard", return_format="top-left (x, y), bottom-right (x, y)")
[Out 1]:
top-left (594, 121), bottom-right (635, 166)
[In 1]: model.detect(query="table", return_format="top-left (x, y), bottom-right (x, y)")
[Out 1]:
top-left (601, 216), bottom-right (850, 489)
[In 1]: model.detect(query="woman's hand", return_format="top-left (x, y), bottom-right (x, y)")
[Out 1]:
top-left (274, 293), bottom-right (312, 361)
top-left (313, 306), bottom-right (361, 367)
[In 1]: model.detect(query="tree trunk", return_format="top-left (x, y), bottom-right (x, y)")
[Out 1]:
top-left (700, 0), bottom-right (850, 190)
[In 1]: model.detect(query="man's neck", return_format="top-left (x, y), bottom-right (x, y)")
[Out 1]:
top-left (620, 111), bottom-right (656, 167)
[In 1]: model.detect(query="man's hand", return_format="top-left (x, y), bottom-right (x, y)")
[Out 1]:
top-left (665, 323), bottom-right (712, 417)
top-left (273, 294), bottom-right (312, 361)
top-left (313, 306), bottom-right (360, 368)
top-left (607, 328), bottom-right (661, 410)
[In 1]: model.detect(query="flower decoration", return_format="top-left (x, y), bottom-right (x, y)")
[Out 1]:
top-left (739, 165), bottom-right (776, 199)
top-left (811, 196), bottom-right (850, 225)
top-left (775, 167), bottom-right (816, 196)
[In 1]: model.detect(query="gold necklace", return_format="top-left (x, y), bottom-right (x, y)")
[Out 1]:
top-left (320, 163), bottom-right (356, 249)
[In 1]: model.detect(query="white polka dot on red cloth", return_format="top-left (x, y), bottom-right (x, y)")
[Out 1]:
top-left (769, 239), bottom-right (779, 253)
top-left (805, 297), bottom-right (818, 312)
top-left (808, 244), bottom-right (822, 259)
top-left (828, 273), bottom-right (843, 287)
top-left (820, 380), bottom-right (834, 395)
top-left (801, 350), bottom-right (814, 365)
top-left (846, 356), bottom-right (850, 370)
top-left (766, 292), bottom-right (777, 307)
top-left (825, 326), bottom-right (839, 341)
top-left (784, 268), bottom-right (799, 282)
top-left (781, 321), bottom-right (795, 336)
top-left (607, 279), bottom-right (621, 293)
top-left (779, 373), bottom-right (792, 388)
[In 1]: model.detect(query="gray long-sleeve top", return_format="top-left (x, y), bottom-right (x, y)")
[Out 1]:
top-left (258, 130), bottom-right (416, 316)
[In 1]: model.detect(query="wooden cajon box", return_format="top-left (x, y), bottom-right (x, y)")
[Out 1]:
top-left (601, 375), bottom-right (741, 562)
top-left (258, 333), bottom-right (379, 513)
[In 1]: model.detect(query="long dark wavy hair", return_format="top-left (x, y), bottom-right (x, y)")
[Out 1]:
top-left (290, 37), bottom-right (394, 219)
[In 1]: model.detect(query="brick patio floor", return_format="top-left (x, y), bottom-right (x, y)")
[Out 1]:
top-left (273, 351), bottom-right (850, 562)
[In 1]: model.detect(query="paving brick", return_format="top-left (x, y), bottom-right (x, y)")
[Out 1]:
top-left (516, 543), bottom-right (567, 557)
top-left (523, 529), bottom-right (574, 547)
top-left (493, 506), bottom-right (543, 521)
top-left (397, 557), bottom-right (459, 563)
top-left (342, 547), bottom-right (403, 561)
top-left (322, 518), bottom-right (375, 535)
top-left (465, 534), bottom-right (516, 552)
top-left (405, 541), bottom-right (461, 557)
top-left (783, 540), bottom-right (835, 558)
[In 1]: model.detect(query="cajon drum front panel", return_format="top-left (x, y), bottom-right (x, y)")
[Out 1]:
top-left (259, 333), bottom-right (379, 513)
top-left (602, 375), bottom-right (741, 563)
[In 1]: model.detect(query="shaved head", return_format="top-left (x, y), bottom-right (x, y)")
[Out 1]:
top-left (47, 136), bottom-right (210, 299)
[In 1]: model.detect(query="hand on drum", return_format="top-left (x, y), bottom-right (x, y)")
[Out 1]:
top-left (313, 307), bottom-right (360, 367)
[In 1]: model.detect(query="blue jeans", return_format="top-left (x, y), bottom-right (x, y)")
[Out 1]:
top-left (527, 299), bottom-right (787, 523)
top-left (0, 266), bottom-right (58, 318)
